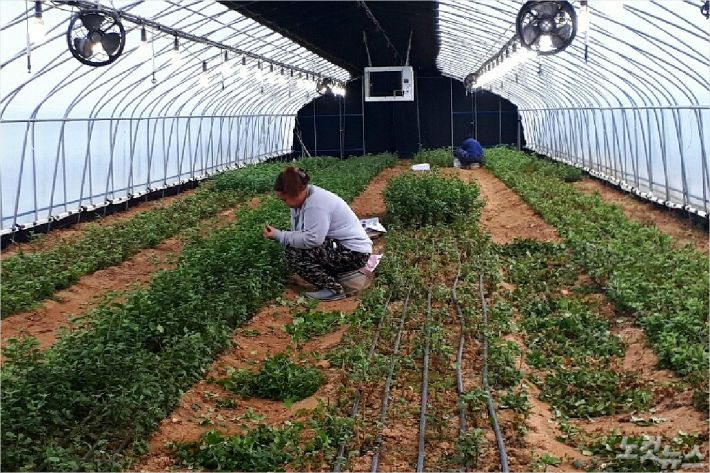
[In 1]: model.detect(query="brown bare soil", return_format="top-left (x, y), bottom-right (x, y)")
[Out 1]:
top-left (1, 237), bottom-right (182, 353)
top-left (574, 178), bottom-right (708, 254)
top-left (134, 165), bottom-right (401, 471)
top-left (447, 167), bottom-right (560, 244)
top-left (0, 201), bottom-right (254, 356)
top-left (134, 283), bottom-right (360, 471)
top-left (568, 326), bottom-right (708, 439)
top-left (1, 188), bottom-right (197, 257)
top-left (31, 164), bottom-right (704, 472)
top-left (349, 162), bottom-right (411, 218)
top-left (501, 326), bottom-right (587, 472)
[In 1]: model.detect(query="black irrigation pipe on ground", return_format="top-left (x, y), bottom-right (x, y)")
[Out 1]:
top-left (416, 286), bottom-right (433, 473)
top-left (333, 293), bottom-right (393, 473)
top-left (451, 260), bottom-right (467, 438)
top-left (370, 289), bottom-right (413, 472)
top-left (479, 273), bottom-right (510, 473)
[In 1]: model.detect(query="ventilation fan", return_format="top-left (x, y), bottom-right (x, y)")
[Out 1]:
top-left (464, 73), bottom-right (478, 92)
top-left (316, 77), bottom-right (333, 95)
top-left (66, 9), bottom-right (126, 66)
top-left (516, 1), bottom-right (577, 56)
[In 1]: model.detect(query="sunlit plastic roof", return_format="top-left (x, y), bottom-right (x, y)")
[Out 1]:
top-left (436, 0), bottom-right (709, 215)
top-left (0, 0), bottom-right (349, 233)
top-left (1, 0), bottom-right (708, 233)
top-left (0, 0), bottom-right (350, 119)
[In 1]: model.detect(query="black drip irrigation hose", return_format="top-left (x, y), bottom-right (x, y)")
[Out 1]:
top-left (479, 273), bottom-right (510, 473)
top-left (451, 261), bottom-right (468, 440)
top-left (333, 293), bottom-right (393, 473)
top-left (370, 289), bottom-right (413, 472)
top-left (416, 286), bottom-right (433, 473)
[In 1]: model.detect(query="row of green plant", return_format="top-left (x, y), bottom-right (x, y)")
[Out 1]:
top-left (492, 238), bottom-right (704, 467)
top-left (1, 154), bottom-right (393, 319)
top-left (211, 156), bottom-right (340, 194)
top-left (383, 171), bottom-right (482, 227)
top-left (285, 308), bottom-right (346, 343)
top-left (1, 187), bottom-right (242, 317)
top-left (412, 147), bottom-right (454, 168)
top-left (219, 354), bottom-right (323, 404)
top-left (575, 431), bottom-right (704, 472)
top-left (1, 199), bottom-right (290, 472)
top-left (0, 155), bottom-right (396, 472)
top-left (486, 147), bottom-right (709, 410)
top-left (174, 404), bottom-right (354, 472)
top-left (500, 239), bottom-right (653, 418)
top-left (213, 153), bottom-right (397, 203)
top-left (331, 178), bottom-right (504, 470)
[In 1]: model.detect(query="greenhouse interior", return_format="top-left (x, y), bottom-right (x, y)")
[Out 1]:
top-left (0, 0), bottom-right (708, 471)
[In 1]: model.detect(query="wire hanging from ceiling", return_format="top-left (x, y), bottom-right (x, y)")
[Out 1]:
top-left (357, 0), bottom-right (402, 64)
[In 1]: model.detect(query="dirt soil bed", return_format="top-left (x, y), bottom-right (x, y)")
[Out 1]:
top-left (574, 178), bottom-right (708, 254)
top-left (1, 188), bottom-right (197, 257)
top-left (0, 202), bottom-right (254, 356)
top-left (135, 165), bottom-right (411, 471)
top-left (24, 163), bottom-right (703, 472)
top-left (135, 288), bottom-right (359, 471)
top-left (446, 167), bottom-right (560, 244)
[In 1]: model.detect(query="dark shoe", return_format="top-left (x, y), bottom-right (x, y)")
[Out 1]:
top-left (304, 287), bottom-right (346, 301)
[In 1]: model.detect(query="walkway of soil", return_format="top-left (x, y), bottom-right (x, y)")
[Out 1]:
top-left (574, 178), bottom-right (708, 254)
top-left (446, 167), bottom-right (560, 244)
top-left (447, 167), bottom-right (707, 472)
top-left (1, 188), bottom-right (197, 257)
top-left (0, 200), bottom-right (258, 355)
top-left (135, 163), bottom-right (409, 471)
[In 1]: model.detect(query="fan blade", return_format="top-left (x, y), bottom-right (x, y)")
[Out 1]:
top-left (534, 1), bottom-right (560, 17)
top-left (101, 32), bottom-right (121, 55)
top-left (555, 23), bottom-right (573, 40)
top-left (522, 23), bottom-right (540, 45)
top-left (80, 13), bottom-right (105, 33)
top-left (550, 33), bottom-right (566, 49)
top-left (74, 37), bottom-right (93, 58)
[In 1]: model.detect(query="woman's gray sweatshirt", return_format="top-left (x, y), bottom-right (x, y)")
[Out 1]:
top-left (274, 185), bottom-right (372, 254)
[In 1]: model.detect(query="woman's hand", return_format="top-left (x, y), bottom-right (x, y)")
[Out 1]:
top-left (263, 225), bottom-right (277, 239)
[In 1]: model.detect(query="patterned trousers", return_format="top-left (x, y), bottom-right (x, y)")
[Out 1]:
top-left (285, 238), bottom-right (370, 291)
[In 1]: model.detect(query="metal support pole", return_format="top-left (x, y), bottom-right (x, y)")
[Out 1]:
top-left (449, 77), bottom-right (454, 149)
top-left (313, 100), bottom-right (317, 156)
top-left (696, 109), bottom-right (709, 213)
top-left (498, 96), bottom-right (502, 145)
top-left (30, 121), bottom-right (38, 222)
top-left (645, 109), bottom-right (654, 195)
top-left (361, 77), bottom-right (366, 155)
top-left (339, 95), bottom-right (344, 159)
top-left (517, 114), bottom-right (521, 151)
top-left (673, 109), bottom-right (689, 207)
top-left (474, 91), bottom-right (478, 140)
top-left (415, 74), bottom-right (422, 150)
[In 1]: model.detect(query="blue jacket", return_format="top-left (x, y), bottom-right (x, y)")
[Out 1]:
top-left (461, 138), bottom-right (483, 158)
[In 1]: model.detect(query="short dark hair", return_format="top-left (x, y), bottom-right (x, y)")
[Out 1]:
top-left (274, 167), bottom-right (310, 196)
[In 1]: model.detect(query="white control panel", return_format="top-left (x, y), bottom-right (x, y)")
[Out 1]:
top-left (364, 66), bottom-right (414, 102)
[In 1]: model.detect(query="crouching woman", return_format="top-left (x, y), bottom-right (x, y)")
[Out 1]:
top-left (263, 167), bottom-right (371, 301)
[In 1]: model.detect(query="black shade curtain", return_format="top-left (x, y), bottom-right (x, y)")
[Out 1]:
top-left (293, 70), bottom-right (524, 159)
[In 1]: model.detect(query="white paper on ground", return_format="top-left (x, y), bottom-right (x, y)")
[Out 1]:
top-left (411, 163), bottom-right (430, 171)
top-left (362, 254), bottom-right (382, 275)
top-left (360, 216), bottom-right (387, 233)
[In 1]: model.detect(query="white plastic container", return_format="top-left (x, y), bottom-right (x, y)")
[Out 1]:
top-left (411, 163), bottom-right (430, 171)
